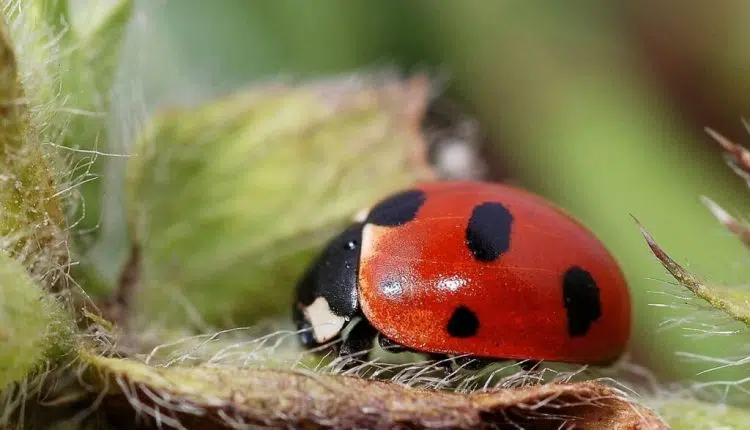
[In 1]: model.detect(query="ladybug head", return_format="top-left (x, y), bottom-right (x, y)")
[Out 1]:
top-left (292, 222), bottom-right (364, 348)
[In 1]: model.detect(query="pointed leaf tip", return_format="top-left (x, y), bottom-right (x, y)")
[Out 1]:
top-left (700, 196), bottom-right (732, 225)
top-left (633, 217), bottom-right (694, 285)
top-left (634, 217), bottom-right (750, 326)
top-left (700, 196), bottom-right (750, 249)
top-left (705, 127), bottom-right (750, 184)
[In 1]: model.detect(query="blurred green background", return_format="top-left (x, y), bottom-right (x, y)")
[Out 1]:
top-left (90, 0), bottom-right (750, 396)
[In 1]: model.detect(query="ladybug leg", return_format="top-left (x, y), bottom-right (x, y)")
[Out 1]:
top-left (516, 359), bottom-right (541, 372)
top-left (377, 334), bottom-right (408, 353)
top-left (427, 353), bottom-right (455, 373)
top-left (452, 355), bottom-right (495, 371)
top-left (339, 318), bottom-right (378, 362)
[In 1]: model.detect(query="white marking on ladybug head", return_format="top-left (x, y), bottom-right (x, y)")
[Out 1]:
top-left (304, 297), bottom-right (347, 343)
top-left (359, 223), bottom-right (383, 262)
top-left (353, 208), bottom-right (370, 222)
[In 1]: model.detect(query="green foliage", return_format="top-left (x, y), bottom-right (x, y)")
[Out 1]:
top-left (125, 75), bottom-right (433, 329)
top-left (0, 1), bottom-right (67, 287)
top-left (7, 0), bottom-right (134, 243)
top-left (2, 1), bottom-right (750, 428)
top-left (0, 251), bottom-right (73, 389)
top-left (655, 399), bottom-right (750, 430)
top-left (637, 217), bottom-right (750, 326)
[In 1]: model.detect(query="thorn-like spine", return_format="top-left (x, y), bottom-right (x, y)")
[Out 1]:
top-left (700, 196), bottom-right (750, 250)
top-left (705, 127), bottom-right (750, 185)
top-left (633, 215), bottom-right (750, 326)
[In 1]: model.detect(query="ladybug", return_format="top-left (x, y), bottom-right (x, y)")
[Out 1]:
top-left (293, 181), bottom-right (631, 370)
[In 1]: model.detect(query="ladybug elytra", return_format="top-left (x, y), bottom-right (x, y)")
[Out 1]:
top-left (293, 181), bottom-right (631, 369)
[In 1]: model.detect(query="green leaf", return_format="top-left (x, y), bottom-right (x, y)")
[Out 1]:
top-left (0, 10), bottom-right (68, 287)
top-left (24, 0), bottom-right (69, 33)
top-left (65, 0), bottom-right (134, 134)
top-left (61, 0), bottom-right (134, 242)
top-left (5, 0), bottom-right (134, 243)
top-left (636, 217), bottom-right (750, 326)
top-left (124, 74), bottom-right (434, 330)
top-left (0, 250), bottom-right (74, 390)
top-left (655, 398), bottom-right (750, 430)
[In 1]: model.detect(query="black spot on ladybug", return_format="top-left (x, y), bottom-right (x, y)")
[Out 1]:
top-left (562, 266), bottom-right (602, 337)
top-left (366, 189), bottom-right (426, 227)
top-left (465, 202), bottom-right (513, 262)
top-left (446, 305), bottom-right (479, 338)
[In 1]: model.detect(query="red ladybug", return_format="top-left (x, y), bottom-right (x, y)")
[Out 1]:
top-left (293, 181), bottom-right (631, 369)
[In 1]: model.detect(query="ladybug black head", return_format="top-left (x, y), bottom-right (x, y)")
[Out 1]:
top-left (293, 222), bottom-right (364, 348)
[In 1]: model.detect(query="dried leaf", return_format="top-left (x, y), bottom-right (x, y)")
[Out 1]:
top-left (634, 217), bottom-right (750, 326)
top-left (124, 74), bottom-right (434, 330)
top-left (78, 352), bottom-right (666, 429)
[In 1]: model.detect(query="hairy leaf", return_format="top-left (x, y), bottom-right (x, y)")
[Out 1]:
top-left (4, 0), bottom-right (134, 255)
top-left (79, 353), bottom-right (667, 429)
top-left (635, 217), bottom-right (750, 326)
top-left (0, 9), bottom-right (68, 288)
top-left (0, 251), bottom-right (73, 392)
top-left (122, 74), bottom-right (434, 331)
